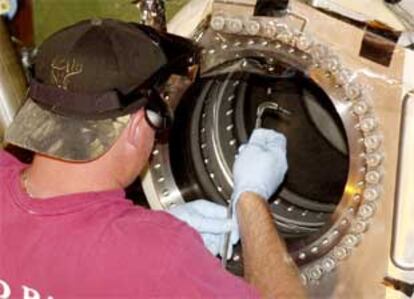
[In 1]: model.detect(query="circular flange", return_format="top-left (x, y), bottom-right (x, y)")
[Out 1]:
top-left (142, 15), bottom-right (384, 284)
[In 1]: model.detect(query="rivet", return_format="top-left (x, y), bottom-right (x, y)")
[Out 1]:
top-left (353, 194), bottom-right (361, 203)
top-left (152, 149), bottom-right (160, 156)
top-left (343, 234), bottom-right (359, 247)
top-left (245, 20), bottom-right (260, 35)
top-left (227, 18), bottom-right (243, 34)
top-left (226, 109), bottom-right (234, 116)
top-left (358, 203), bottom-right (375, 219)
top-left (309, 266), bottom-right (323, 280)
top-left (333, 246), bottom-right (348, 260)
top-left (352, 220), bottom-right (368, 233)
top-left (353, 101), bottom-right (369, 116)
top-left (210, 16), bottom-right (225, 31)
top-left (298, 252), bottom-right (306, 260)
top-left (265, 88), bottom-right (272, 96)
top-left (336, 68), bottom-right (352, 86)
top-left (345, 82), bottom-right (361, 100)
top-left (363, 187), bottom-right (380, 201)
top-left (360, 117), bottom-right (377, 133)
top-left (263, 22), bottom-right (276, 37)
top-left (366, 153), bottom-right (383, 168)
top-left (364, 135), bottom-right (381, 151)
top-left (296, 34), bottom-right (313, 52)
top-left (365, 170), bottom-right (381, 185)
top-left (157, 177), bottom-right (165, 183)
top-left (322, 257), bottom-right (336, 272)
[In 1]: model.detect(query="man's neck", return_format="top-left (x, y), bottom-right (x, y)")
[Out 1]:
top-left (23, 154), bottom-right (123, 199)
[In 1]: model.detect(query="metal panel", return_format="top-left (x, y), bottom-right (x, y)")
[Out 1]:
top-left (392, 91), bottom-right (414, 270)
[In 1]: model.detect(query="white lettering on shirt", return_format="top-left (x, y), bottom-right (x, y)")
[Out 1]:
top-left (0, 278), bottom-right (53, 299)
top-left (22, 286), bottom-right (40, 299)
top-left (0, 280), bottom-right (11, 299)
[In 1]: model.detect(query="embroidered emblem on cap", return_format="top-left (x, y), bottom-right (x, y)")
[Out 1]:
top-left (51, 58), bottom-right (83, 90)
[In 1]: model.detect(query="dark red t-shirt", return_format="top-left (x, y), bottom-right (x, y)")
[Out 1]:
top-left (0, 150), bottom-right (258, 299)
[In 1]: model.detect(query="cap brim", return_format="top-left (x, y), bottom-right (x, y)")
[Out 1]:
top-left (5, 98), bottom-right (130, 161)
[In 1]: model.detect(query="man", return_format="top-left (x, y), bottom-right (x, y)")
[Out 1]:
top-left (0, 19), bottom-right (306, 298)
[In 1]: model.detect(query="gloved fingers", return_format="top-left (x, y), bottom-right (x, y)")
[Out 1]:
top-left (202, 234), bottom-right (220, 256)
top-left (189, 199), bottom-right (228, 218)
top-left (248, 128), bottom-right (286, 150)
top-left (194, 216), bottom-right (234, 234)
top-left (237, 144), bottom-right (247, 154)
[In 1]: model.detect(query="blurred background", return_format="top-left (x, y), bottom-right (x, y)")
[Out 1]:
top-left (8, 0), bottom-right (188, 47)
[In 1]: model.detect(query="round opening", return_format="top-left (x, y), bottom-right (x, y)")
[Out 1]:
top-left (168, 60), bottom-right (350, 273)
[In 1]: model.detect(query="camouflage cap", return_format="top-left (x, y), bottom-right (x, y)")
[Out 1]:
top-left (5, 18), bottom-right (174, 161)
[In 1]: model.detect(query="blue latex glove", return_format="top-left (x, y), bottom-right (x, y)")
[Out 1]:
top-left (0, 0), bottom-right (18, 19)
top-left (167, 199), bottom-right (239, 259)
top-left (232, 128), bottom-right (288, 208)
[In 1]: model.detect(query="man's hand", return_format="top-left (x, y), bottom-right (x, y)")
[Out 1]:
top-left (231, 128), bottom-right (307, 298)
top-left (167, 200), bottom-right (239, 258)
top-left (232, 128), bottom-right (288, 208)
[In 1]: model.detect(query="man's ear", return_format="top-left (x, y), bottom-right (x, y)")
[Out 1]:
top-left (127, 109), bottom-right (146, 147)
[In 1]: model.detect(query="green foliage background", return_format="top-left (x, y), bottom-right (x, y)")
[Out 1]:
top-left (34, 0), bottom-right (188, 45)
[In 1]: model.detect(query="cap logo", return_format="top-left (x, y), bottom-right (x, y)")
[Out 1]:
top-left (51, 57), bottom-right (83, 90)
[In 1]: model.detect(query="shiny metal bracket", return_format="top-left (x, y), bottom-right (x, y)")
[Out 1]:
top-left (391, 90), bottom-right (414, 270)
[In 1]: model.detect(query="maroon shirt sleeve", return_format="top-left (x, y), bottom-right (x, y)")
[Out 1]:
top-left (0, 150), bottom-right (22, 168)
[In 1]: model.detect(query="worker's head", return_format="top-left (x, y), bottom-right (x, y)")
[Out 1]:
top-left (5, 18), bottom-right (199, 186)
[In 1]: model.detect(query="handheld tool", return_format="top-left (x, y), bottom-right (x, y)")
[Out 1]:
top-left (221, 101), bottom-right (291, 268)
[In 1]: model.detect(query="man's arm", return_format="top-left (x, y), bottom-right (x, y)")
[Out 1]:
top-left (231, 128), bottom-right (307, 298)
top-left (237, 192), bottom-right (306, 299)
